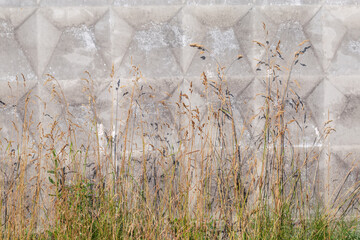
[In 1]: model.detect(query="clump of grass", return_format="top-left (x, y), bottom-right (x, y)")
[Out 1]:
top-left (0, 24), bottom-right (359, 239)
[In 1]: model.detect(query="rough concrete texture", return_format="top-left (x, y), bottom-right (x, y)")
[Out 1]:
top-left (0, 0), bottom-right (359, 208)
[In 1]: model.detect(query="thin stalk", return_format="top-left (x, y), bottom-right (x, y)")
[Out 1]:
top-left (114, 79), bottom-right (121, 194)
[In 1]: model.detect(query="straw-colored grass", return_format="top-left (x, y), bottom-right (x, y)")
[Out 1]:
top-left (0, 24), bottom-right (359, 239)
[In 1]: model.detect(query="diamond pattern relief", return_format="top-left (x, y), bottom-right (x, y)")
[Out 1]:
top-left (252, 77), bottom-right (322, 147)
top-left (303, 8), bottom-right (323, 68)
top-left (0, 7), bottom-right (36, 27)
top-left (183, 76), bottom-right (254, 142)
top-left (0, 8), bottom-right (37, 82)
top-left (307, 80), bottom-right (347, 125)
top-left (233, 8), bottom-right (254, 70)
top-left (328, 76), bottom-right (360, 96)
top-left (228, 77), bottom-right (255, 142)
top-left (254, 6), bottom-right (323, 77)
top-left (113, 6), bottom-right (182, 29)
top-left (35, 11), bottom-right (61, 76)
top-left (325, 6), bottom-right (360, 75)
top-left (322, 8), bottom-right (346, 71)
top-left (0, 103), bottom-right (25, 147)
top-left (108, 77), bottom-right (180, 156)
top-left (305, 79), bottom-right (358, 147)
top-left (113, 6), bottom-right (183, 78)
top-left (45, 25), bottom-right (108, 80)
top-left (38, 80), bottom-right (113, 153)
top-left (0, 81), bottom-right (39, 144)
top-left (334, 96), bottom-right (360, 145)
top-left (187, 5), bottom-right (250, 28)
top-left (16, 12), bottom-right (38, 76)
top-left (169, 8), bottom-right (205, 74)
top-left (282, 75), bottom-right (324, 139)
top-left (94, 10), bottom-right (111, 68)
top-left (40, 7), bottom-right (110, 81)
top-left (185, 5), bottom-right (253, 78)
top-left (0, 2), bottom-right (360, 207)
top-left (109, 8), bottom-right (133, 67)
top-left (39, 7), bottom-right (108, 28)
top-left (329, 32), bottom-right (360, 75)
top-left (324, 76), bottom-right (360, 146)
top-left (0, 30), bottom-right (37, 81)
top-left (324, 146), bottom-right (360, 208)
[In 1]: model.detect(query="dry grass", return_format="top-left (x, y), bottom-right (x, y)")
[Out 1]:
top-left (0, 24), bottom-right (360, 239)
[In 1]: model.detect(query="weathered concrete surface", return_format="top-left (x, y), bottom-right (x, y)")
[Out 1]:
top-left (0, 0), bottom-right (359, 216)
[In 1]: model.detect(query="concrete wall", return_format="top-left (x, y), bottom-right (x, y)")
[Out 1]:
top-left (0, 0), bottom-right (360, 204)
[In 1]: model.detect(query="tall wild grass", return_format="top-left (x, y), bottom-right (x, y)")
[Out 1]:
top-left (0, 24), bottom-right (359, 239)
